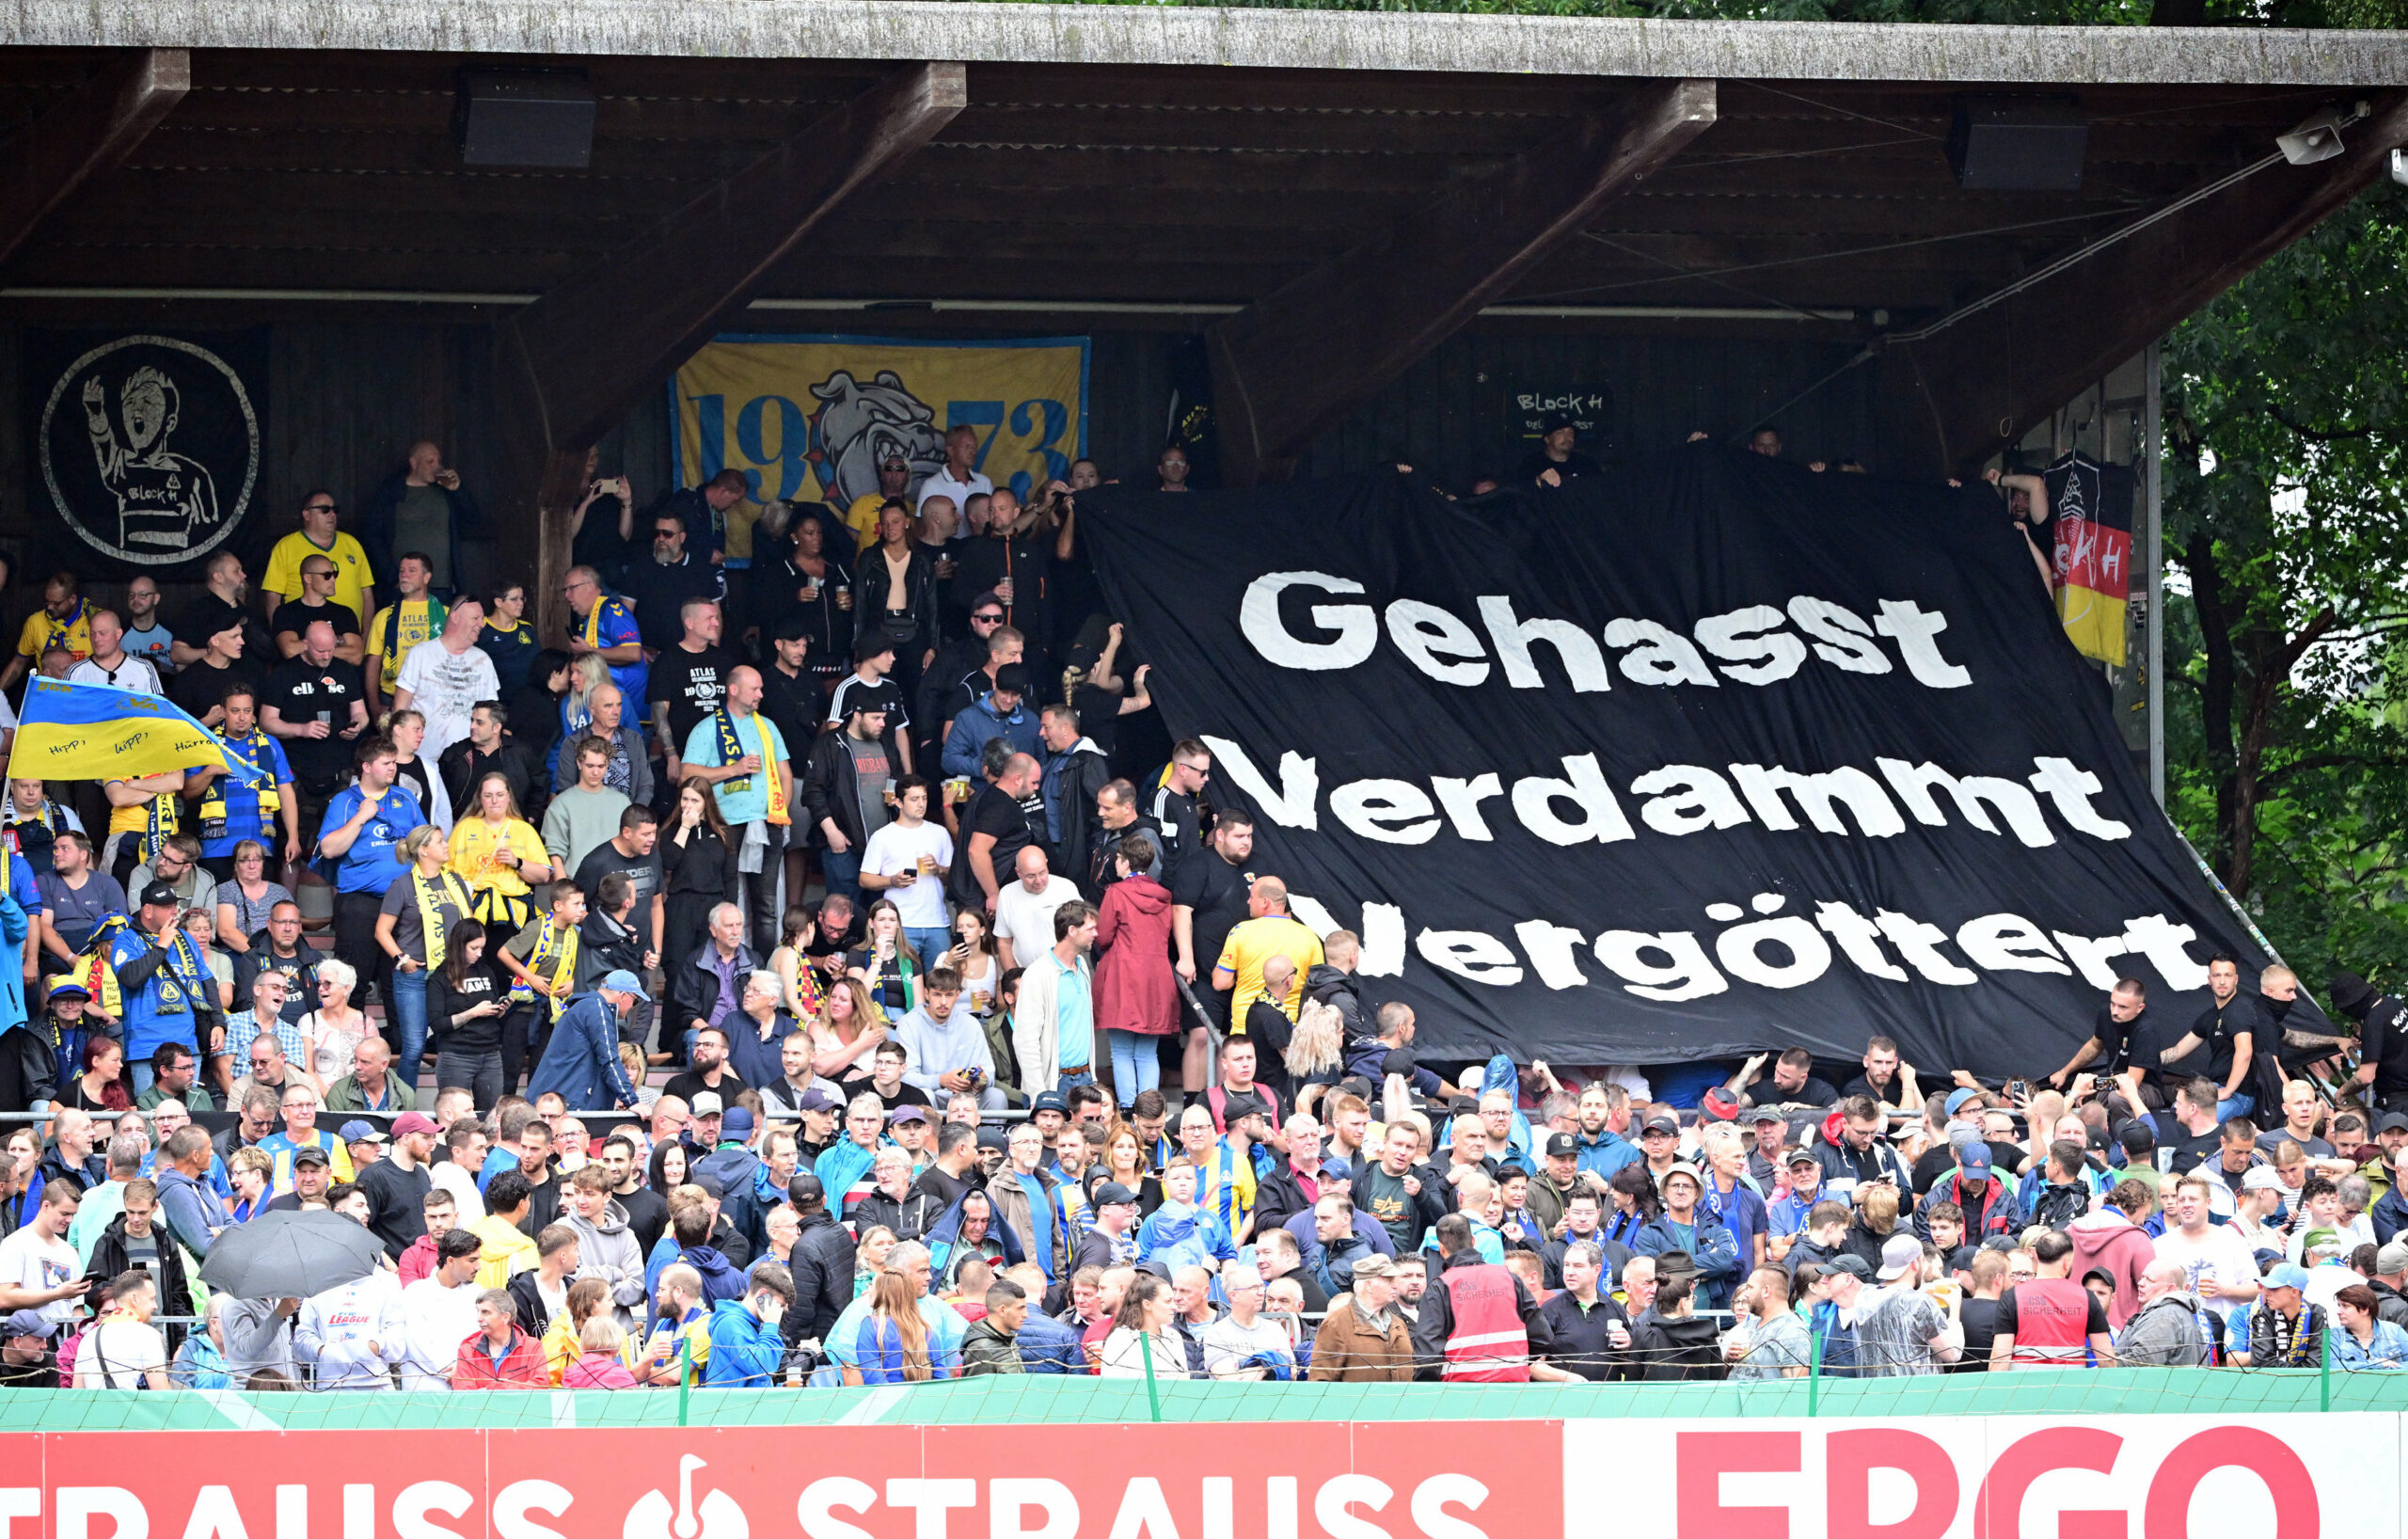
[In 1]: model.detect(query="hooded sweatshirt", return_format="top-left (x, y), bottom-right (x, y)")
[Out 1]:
top-left (1304, 962), bottom-right (1370, 1046)
top-left (2066, 1208), bottom-right (2158, 1328)
top-left (472, 1214), bottom-right (539, 1289)
top-left (565, 1197), bottom-right (651, 1329)
top-left (703, 1297), bottom-right (784, 1387)
top-left (294, 1270), bottom-right (400, 1390)
top-left (681, 1245), bottom-right (746, 1304)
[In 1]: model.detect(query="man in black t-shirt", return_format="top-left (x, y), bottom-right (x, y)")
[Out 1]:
top-left (949, 755), bottom-right (1041, 914)
top-left (573, 805), bottom-right (665, 959)
top-left (2046, 978), bottom-right (2171, 1116)
top-left (2162, 955), bottom-right (2266, 1119)
top-left (166, 618), bottom-right (267, 730)
top-left (1171, 812), bottom-right (1256, 1063)
top-left (261, 623), bottom-right (369, 830)
top-left (650, 598), bottom-right (737, 788)
top-left (2337, 973), bottom-right (2408, 1114)
top-left (170, 551), bottom-right (254, 672)
top-left (1839, 1035), bottom-right (1918, 1110)
top-left (623, 514), bottom-right (720, 654)
top-left (268, 554), bottom-right (364, 662)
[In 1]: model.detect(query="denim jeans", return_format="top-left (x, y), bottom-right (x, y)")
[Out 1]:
top-left (128, 1062), bottom-right (156, 1098)
top-left (821, 847), bottom-right (863, 906)
top-left (388, 965), bottom-right (430, 1088)
top-left (2214, 1091), bottom-right (2257, 1124)
top-left (1107, 1030), bottom-right (1162, 1103)
top-left (1056, 1068), bottom-right (1095, 1090)
top-left (436, 1049), bottom-right (504, 1114)
top-left (906, 928), bottom-right (954, 975)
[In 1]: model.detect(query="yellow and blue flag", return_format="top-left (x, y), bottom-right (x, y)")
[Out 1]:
top-left (16, 678), bottom-right (258, 782)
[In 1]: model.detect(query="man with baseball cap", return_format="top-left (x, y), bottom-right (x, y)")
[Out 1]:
top-left (108, 881), bottom-right (217, 1096)
top-left (356, 1110), bottom-right (440, 1259)
top-left (526, 969), bottom-right (645, 1111)
top-left (2231, 1261), bottom-right (2326, 1367)
top-left (1636, 1113), bottom-right (1685, 1187)
top-left (1076, 1182), bottom-right (1143, 1272)
top-left (1633, 1161), bottom-right (1741, 1309)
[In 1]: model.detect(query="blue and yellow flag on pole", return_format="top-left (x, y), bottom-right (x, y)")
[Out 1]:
top-left (16, 678), bottom-right (258, 782)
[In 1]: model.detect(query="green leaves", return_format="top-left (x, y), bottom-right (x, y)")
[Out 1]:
top-left (2163, 191), bottom-right (2408, 987)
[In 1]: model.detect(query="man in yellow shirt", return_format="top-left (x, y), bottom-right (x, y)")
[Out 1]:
top-left (3, 572), bottom-right (94, 693)
top-left (263, 490), bottom-right (377, 623)
top-left (1212, 876), bottom-right (1324, 1030)
top-left (473, 1169), bottom-right (542, 1288)
top-left (365, 553), bottom-right (448, 714)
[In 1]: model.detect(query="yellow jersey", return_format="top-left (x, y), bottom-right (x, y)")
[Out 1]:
top-left (1215, 914), bottom-right (1325, 1027)
top-left (264, 531), bottom-right (376, 617)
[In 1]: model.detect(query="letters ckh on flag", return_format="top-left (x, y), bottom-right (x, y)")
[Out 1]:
top-left (2044, 451), bottom-right (2136, 667)
top-left (16, 677), bottom-right (258, 782)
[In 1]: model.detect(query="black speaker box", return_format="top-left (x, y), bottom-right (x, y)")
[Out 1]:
top-left (1946, 98), bottom-right (2087, 191)
top-left (458, 73), bottom-right (595, 168)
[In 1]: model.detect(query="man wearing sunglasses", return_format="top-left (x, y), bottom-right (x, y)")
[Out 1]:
top-left (263, 490), bottom-right (376, 627)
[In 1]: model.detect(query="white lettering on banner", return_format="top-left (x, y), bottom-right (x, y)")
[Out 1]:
top-left (1240, 573), bottom-right (1974, 692)
top-left (1204, 738), bottom-right (2131, 851)
top-left (59, 1489), bottom-right (144, 1539)
top-left (1291, 896), bottom-right (2208, 1000)
top-left (1570, 1414), bottom-right (2377, 1539)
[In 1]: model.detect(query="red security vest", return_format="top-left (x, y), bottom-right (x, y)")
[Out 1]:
top-left (2007, 1277), bottom-right (2093, 1367)
top-left (1440, 1261), bottom-right (1529, 1383)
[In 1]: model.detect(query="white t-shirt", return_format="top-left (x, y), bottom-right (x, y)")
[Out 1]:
top-left (0, 1225), bottom-right (81, 1325)
top-left (67, 656), bottom-right (163, 694)
top-left (1199, 1314), bottom-right (1294, 1378)
top-left (78, 1318), bottom-right (166, 1388)
top-left (862, 819), bottom-right (956, 929)
top-left (994, 873), bottom-right (1082, 962)
top-left (2153, 1223), bottom-right (2262, 1321)
top-left (395, 640), bottom-right (499, 765)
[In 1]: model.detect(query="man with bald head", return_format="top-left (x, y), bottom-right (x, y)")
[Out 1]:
top-left (994, 843), bottom-right (1079, 976)
top-left (952, 752), bottom-right (1047, 921)
top-left (1214, 875), bottom-right (1325, 1033)
top-left (363, 438), bottom-right (478, 601)
top-left (392, 596), bottom-right (497, 765)
top-left (2117, 1259), bottom-right (2213, 1365)
top-left (682, 663), bottom-right (792, 953)
top-left (262, 618), bottom-right (370, 838)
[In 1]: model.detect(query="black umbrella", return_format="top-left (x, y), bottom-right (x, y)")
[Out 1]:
top-left (198, 1209), bottom-right (387, 1300)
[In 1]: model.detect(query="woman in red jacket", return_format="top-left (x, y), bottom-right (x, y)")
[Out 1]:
top-left (1091, 831), bottom-right (1178, 1105)
top-left (452, 1289), bottom-right (547, 1388)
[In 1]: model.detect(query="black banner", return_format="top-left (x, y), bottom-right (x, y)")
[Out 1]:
top-left (25, 329), bottom-right (269, 579)
top-left (1081, 449), bottom-right (2309, 1072)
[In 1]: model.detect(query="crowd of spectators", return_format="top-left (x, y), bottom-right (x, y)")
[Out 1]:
top-left (0, 430), bottom-right (2403, 1392)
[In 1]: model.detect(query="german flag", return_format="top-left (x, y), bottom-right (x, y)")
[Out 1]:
top-left (2043, 452), bottom-right (2135, 667)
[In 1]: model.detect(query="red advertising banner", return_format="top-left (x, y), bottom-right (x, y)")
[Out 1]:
top-left (9, 1420), bottom-right (1560, 1539)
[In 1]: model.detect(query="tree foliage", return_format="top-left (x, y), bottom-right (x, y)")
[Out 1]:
top-left (2162, 191), bottom-right (2408, 989)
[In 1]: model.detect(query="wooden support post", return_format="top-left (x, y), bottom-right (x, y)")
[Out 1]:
top-left (1890, 92), bottom-right (2408, 476)
top-left (494, 62), bottom-right (968, 638)
top-left (0, 50), bottom-right (189, 269)
top-left (1205, 79), bottom-right (1717, 486)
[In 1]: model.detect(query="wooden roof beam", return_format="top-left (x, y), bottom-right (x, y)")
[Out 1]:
top-left (1889, 89), bottom-right (2408, 475)
top-left (1206, 78), bottom-right (1717, 485)
top-left (0, 49), bottom-right (187, 268)
top-left (493, 59), bottom-right (964, 633)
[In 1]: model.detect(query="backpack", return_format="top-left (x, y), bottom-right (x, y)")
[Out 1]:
top-left (2029, 1181), bottom-right (2091, 1232)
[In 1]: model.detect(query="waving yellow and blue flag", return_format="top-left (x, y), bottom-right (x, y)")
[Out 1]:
top-left (17, 678), bottom-right (258, 782)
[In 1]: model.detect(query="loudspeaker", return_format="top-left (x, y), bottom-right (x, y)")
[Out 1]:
top-left (1946, 98), bottom-right (2087, 191)
top-left (457, 72), bottom-right (595, 168)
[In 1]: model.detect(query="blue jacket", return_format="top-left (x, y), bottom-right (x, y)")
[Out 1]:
top-left (0, 890), bottom-right (25, 1041)
top-left (703, 1299), bottom-right (784, 1386)
top-left (1015, 1308), bottom-right (1085, 1374)
top-left (695, 1144), bottom-right (770, 1255)
top-left (107, 917), bottom-right (212, 1060)
top-left (1632, 1210), bottom-right (1744, 1309)
top-left (525, 992), bottom-right (639, 1110)
top-left (1576, 1129), bottom-right (1642, 1182)
top-left (814, 1138), bottom-right (882, 1220)
top-left (942, 693), bottom-right (1042, 779)
top-left (151, 1165), bottom-right (219, 1260)
top-left (681, 1245), bottom-right (746, 1304)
